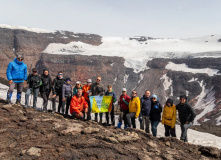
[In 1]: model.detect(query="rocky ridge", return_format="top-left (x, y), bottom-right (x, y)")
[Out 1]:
top-left (0, 99), bottom-right (221, 160)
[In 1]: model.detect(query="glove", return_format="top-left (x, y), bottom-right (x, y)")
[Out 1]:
top-left (154, 105), bottom-right (158, 109)
top-left (99, 92), bottom-right (104, 96)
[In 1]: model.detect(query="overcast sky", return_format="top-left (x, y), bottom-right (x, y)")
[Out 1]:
top-left (0, 0), bottom-right (220, 38)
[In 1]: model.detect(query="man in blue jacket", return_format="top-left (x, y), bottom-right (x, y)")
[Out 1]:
top-left (6, 55), bottom-right (27, 104)
top-left (139, 90), bottom-right (151, 133)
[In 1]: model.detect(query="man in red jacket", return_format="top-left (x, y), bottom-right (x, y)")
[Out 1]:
top-left (70, 89), bottom-right (88, 119)
top-left (117, 88), bottom-right (130, 129)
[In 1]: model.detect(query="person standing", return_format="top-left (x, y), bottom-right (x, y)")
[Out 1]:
top-left (90, 75), bottom-right (105, 123)
top-left (117, 88), bottom-right (130, 129)
top-left (162, 98), bottom-right (176, 137)
top-left (139, 90), bottom-right (152, 133)
top-left (70, 89), bottom-right (88, 119)
top-left (82, 79), bottom-right (92, 120)
top-left (25, 68), bottom-right (42, 109)
top-left (40, 69), bottom-right (52, 112)
top-left (126, 90), bottom-right (140, 129)
top-left (62, 78), bottom-right (72, 115)
top-left (6, 55), bottom-right (27, 104)
top-left (101, 84), bottom-right (117, 126)
top-left (149, 95), bottom-right (162, 137)
top-left (73, 81), bottom-right (83, 96)
top-left (176, 95), bottom-right (196, 142)
top-left (52, 71), bottom-right (65, 114)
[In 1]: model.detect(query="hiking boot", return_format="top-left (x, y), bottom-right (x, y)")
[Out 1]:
top-left (6, 99), bottom-right (11, 104)
top-left (16, 99), bottom-right (21, 105)
top-left (52, 110), bottom-right (55, 114)
top-left (23, 105), bottom-right (28, 108)
top-left (99, 119), bottom-right (102, 124)
top-left (117, 122), bottom-right (122, 128)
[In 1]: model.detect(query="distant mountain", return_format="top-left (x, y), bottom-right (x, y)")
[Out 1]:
top-left (1, 24), bottom-right (221, 125)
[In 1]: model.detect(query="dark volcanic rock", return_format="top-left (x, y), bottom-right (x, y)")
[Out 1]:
top-left (0, 99), bottom-right (221, 160)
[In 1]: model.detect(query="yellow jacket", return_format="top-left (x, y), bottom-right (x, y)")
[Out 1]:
top-left (162, 104), bottom-right (176, 128)
top-left (128, 97), bottom-right (141, 118)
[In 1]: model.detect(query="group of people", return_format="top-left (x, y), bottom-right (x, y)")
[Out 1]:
top-left (6, 55), bottom-right (196, 142)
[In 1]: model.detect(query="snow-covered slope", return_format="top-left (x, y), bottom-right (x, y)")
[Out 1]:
top-left (43, 35), bottom-right (221, 73)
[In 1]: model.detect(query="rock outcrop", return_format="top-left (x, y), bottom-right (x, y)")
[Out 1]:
top-left (0, 99), bottom-right (220, 160)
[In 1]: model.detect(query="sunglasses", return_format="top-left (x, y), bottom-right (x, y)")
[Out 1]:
top-left (87, 82), bottom-right (91, 83)
top-left (33, 71), bottom-right (37, 73)
top-left (18, 58), bottom-right (23, 61)
top-left (97, 79), bottom-right (101, 81)
top-left (132, 92), bottom-right (137, 94)
top-left (58, 74), bottom-right (63, 75)
top-left (76, 84), bottom-right (80, 85)
top-left (152, 98), bottom-right (156, 99)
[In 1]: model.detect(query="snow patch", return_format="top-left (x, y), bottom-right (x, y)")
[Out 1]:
top-left (123, 74), bottom-right (129, 86)
top-left (165, 62), bottom-right (220, 76)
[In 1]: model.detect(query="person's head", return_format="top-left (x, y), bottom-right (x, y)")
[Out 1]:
top-left (166, 98), bottom-right (173, 107)
top-left (43, 69), bottom-right (49, 76)
top-left (145, 90), bottom-right (150, 97)
top-left (77, 89), bottom-right (83, 97)
top-left (17, 55), bottom-right (24, 62)
top-left (66, 78), bottom-right (71, 84)
top-left (96, 75), bottom-right (101, 84)
top-left (87, 79), bottom-right (92, 86)
top-left (58, 71), bottom-right (63, 79)
top-left (122, 88), bottom-right (127, 95)
top-left (131, 90), bottom-right (137, 97)
top-left (180, 95), bottom-right (187, 104)
top-left (151, 95), bottom-right (158, 102)
top-left (107, 84), bottom-right (112, 92)
top-left (76, 81), bottom-right (81, 88)
top-left (32, 68), bottom-right (37, 75)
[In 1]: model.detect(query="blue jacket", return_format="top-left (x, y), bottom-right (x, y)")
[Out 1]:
top-left (6, 58), bottom-right (27, 83)
top-left (140, 95), bottom-right (152, 116)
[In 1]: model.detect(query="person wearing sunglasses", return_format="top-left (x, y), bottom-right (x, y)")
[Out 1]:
top-left (176, 95), bottom-right (196, 142)
top-left (82, 79), bottom-right (92, 120)
top-left (149, 95), bottom-right (162, 137)
top-left (6, 55), bottom-right (27, 104)
top-left (73, 81), bottom-right (82, 96)
top-left (24, 68), bottom-right (42, 109)
top-left (52, 71), bottom-right (65, 114)
top-left (126, 90), bottom-right (141, 129)
top-left (90, 75), bottom-right (104, 123)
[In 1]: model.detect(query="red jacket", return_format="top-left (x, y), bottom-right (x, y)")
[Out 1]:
top-left (119, 94), bottom-right (131, 110)
top-left (70, 95), bottom-right (88, 114)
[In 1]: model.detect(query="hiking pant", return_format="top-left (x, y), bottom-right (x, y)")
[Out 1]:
top-left (41, 92), bottom-right (50, 111)
top-left (180, 122), bottom-right (193, 142)
top-left (7, 82), bottom-right (23, 100)
top-left (94, 113), bottom-right (103, 122)
top-left (25, 88), bottom-right (39, 109)
top-left (126, 112), bottom-right (136, 128)
top-left (86, 101), bottom-right (91, 120)
top-left (140, 115), bottom-right (150, 133)
top-left (118, 109), bottom-right (129, 127)
top-left (151, 121), bottom-right (160, 137)
top-left (62, 96), bottom-right (72, 115)
top-left (52, 93), bottom-right (62, 113)
top-left (164, 124), bottom-right (176, 137)
top-left (100, 105), bottom-right (115, 125)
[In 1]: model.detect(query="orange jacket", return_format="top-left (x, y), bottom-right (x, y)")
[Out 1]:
top-left (70, 95), bottom-right (88, 114)
top-left (82, 84), bottom-right (91, 101)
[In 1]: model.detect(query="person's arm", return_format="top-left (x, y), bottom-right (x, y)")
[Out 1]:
top-left (6, 63), bottom-right (12, 81)
top-left (52, 79), bottom-right (56, 95)
top-left (161, 106), bottom-right (165, 125)
top-left (171, 105), bottom-right (176, 128)
top-left (38, 76), bottom-right (42, 87)
top-left (135, 98), bottom-right (141, 118)
top-left (24, 64), bottom-right (28, 81)
top-left (113, 92), bottom-right (117, 103)
top-left (187, 104), bottom-right (196, 123)
top-left (62, 85), bottom-right (65, 99)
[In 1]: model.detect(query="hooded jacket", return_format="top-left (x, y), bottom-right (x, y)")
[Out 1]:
top-left (27, 74), bottom-right (42, 89)
top-left (150, 101), bottom-right (162, 121)
top-left (162, 98), bottom-right (176, 128)
top-left (140, 95), bottom-right (152, 116)
top-left (82, 84), bottom-right (91, 101)
top-left (176, 102), bottom-right (196, 124)
top-left (62, 81), bottom-right (72, 99)
top-left (6, 58), bottom-right (27, 83)
top-left (128, 96), bottom-right (141, 118)
top-left (70, 95), bottom-right (88, 114)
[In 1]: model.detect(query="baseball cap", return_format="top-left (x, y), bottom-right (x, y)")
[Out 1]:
top-left (122, 88), bottom-right (127, 92)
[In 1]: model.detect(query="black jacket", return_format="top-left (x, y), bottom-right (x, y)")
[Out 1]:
top-left (150, 101), bottom-right (162, 121)
top-left (90, 82), bottom-right (104, 96)
top-left (27, 74), bottom-right (42, 89)
top-left (52, 76), bottom-right (65, 95)
top-left (40, 74), bottom-right (52, 93)
top-left (140, 95), bottom-right (152, 116)
top-left (176, 102), bottom-right (196, 124)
